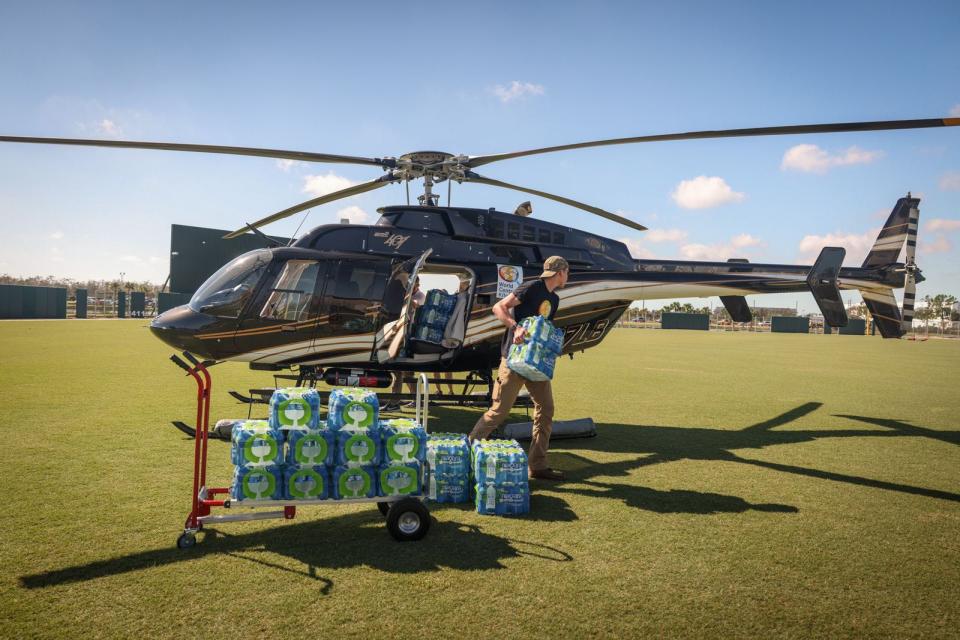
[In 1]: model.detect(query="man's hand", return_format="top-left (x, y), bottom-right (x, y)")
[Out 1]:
top-left (513, 324), bottom-right (527, 344)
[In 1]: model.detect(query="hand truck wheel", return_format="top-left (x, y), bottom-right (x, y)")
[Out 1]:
top-left (386, 498), bottom-right (430, 541)
top-left (177, 532), bottom-right (197, 549)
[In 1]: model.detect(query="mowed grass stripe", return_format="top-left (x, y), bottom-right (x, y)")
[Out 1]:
top-left (1, 321), bottom-right (958, 639)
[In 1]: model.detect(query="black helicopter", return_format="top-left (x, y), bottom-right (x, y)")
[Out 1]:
top-left (3, 117), bottom-right (956, 384)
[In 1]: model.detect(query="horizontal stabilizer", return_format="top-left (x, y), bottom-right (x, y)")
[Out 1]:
top-left (720, 296), bottom-right (753, 322)
top-left (807, 247), bottom-right (848, 327)
top-left (861, 289), bottom-right (905, 338)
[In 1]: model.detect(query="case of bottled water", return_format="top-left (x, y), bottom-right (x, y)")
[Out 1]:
top-left (332, 464), bottom-right (377, 499)
top-left (380, 420), bottom-right (427, 463)
top-left (285, 428), bottom-right (334, 467)
top-left (475, 482), bottom-right (530, 515)
top-left (231, 464), bottom-right (284, 501)
top-left (230, 420), bottom-right (285, 468)
top-left (269, 387), bottom-right (322, 430)
top-left (327, 387), bottom-right (379, 431)
top-left (283, 465), bottom-right (329, 500)
top-left (377, 462), bottom-right (422, 497)
top-left (336, 428), bottom-right (381, 466)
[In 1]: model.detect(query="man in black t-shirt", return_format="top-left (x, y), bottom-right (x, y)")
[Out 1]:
top-left (468, 256), bottom-right (570, 481)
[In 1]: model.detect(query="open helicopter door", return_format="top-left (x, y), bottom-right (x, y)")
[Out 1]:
top-left (372, 248), bottom-right (433, 363)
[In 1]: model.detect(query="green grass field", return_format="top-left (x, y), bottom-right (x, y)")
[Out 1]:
top-left (2, 321), bottom-right (958, 639)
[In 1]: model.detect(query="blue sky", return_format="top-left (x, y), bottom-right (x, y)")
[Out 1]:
top-left (1, 1), bottom-right (958, 312)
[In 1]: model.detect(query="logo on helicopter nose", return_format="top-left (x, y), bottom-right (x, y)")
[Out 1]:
top-left (383, 234), bottom-right (410, 249)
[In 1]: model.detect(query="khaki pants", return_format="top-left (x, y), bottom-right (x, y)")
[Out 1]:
top-left (469, 358), bottom-right (555, 472)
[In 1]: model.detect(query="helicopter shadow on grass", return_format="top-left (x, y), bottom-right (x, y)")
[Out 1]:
top-left (19, 508), bottom-right (572, 592)
top-left (547, 402), bottom-right (960, 510)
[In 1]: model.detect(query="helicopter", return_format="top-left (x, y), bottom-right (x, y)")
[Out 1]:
top-left (2, 117), bottom-right (957, 388)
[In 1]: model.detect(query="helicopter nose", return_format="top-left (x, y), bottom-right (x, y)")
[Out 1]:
top-left (150, 305), bottom-right (218, 356)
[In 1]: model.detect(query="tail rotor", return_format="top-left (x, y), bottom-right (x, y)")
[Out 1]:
top-left (900, 201), bottom-right (920, 332)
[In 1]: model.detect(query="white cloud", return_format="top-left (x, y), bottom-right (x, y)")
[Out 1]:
top-left (671, 176), bottom-right (745, 210)
top-left (927, 218), bottom-right (960, 232)
top-left (679, 234), bottom-right (763, 261)
top-left (303, 172), bottom-right (355, 197)
top-left (618, 237), bottom-right (655, 259)
top-left (921, 234), bottom-right (952, 255)
top-left (148, 256), bottom-right (164, 264)
top-left (939, 172), bottom-right (960, 191)
top-left (276, 159), bottom-right (299, 172)
top-left (50, 246), bottom-right (64, 263)
top-left (491, 81), bottom-right (545, 103)
top-left (119, 255), bottom-right (142, 263)
top-left (950, 104), bottom-right (960, 117)
top-left (798, 230), bottom-right (877, 264)
top-left (781, 144), bottom-right (883, 174)
top-left (335, 206), bottom-right (369, 224)
top-left (645, 228), bottom-right (688, 243)
top-left (50, 231), bottom-right (64, 240)
top-left (97, 119), bottom-right (122, 137)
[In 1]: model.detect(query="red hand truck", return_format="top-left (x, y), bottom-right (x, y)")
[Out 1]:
top-left (170, 353), bottom-right (431, 549)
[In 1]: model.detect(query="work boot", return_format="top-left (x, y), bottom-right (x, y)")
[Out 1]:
top-left (529, 468), bottom-right (564, 481)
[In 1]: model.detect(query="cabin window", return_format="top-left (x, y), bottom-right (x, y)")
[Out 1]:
top-left (538, 228), bottom-right (552, 244)
top-left (522, 225), bottom-right (536, 242)
top-left (507, 222), bottom-right (520, 240)
top-left (260, 260), bottom-right (322, 322)
top-left (553, 231), bottom-right (565, 245)
top-left (328, 260), bottom-right (391, 334)
top-left (486, 219), bottom-right (505, 239)
top-left (489, 245), bottom-right (535, 263)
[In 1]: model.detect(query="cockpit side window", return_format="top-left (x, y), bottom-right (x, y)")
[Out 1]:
top-left (189, 249), bottom-right (271, 318)
top-left (260, 260), bottom-right (322, 322)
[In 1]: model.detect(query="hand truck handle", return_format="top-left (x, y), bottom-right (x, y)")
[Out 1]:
top-left (182, 351), bottom-right (200, 366)
top-left (170, 354), bottom-right (192, 372)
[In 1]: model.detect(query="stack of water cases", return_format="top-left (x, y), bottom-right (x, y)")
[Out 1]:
top-left (230, 420), bottom-right (285, 501)
top-left (425, 433), bottom-right (471, 503)
top-left (472, 439), bottom-right (530, 515)
top-left (273, 387), bottom-right (330, 501)
top-left (328, 388), bottom-right (380, 499)
top-left (506, 315), bottom-right (565, 381)
top-left (378, 418), bottom-right (425, 498)
top-left (413, 289), bottom-right (458, 345)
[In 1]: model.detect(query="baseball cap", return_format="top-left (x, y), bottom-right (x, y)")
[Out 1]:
top-left (539, 256), bottom-right (570, 278)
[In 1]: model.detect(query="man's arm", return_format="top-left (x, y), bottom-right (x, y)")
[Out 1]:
top-left (492, 294), bottom-right (528, 344)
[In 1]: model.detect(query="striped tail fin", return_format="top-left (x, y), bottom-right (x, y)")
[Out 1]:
top-left (859, 195), bottom-right (921, 338)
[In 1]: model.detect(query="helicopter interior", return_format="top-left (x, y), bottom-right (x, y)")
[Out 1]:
top-left (375, 250), bottom-right (475, 366)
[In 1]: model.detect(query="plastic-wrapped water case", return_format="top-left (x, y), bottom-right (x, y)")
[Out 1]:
top-left (332, 465), bottom-right (377, 499)
top-left (231, 465), bottom-right (284, 501)
top-left (378, 462), bottom-right (422, 497)
top-left (427, 476), bottom-right (469, 503)
top-left (472, 443), bottom-right (529, 485)
top-left (428, 432), bottom-right (469, 444)
top-left (285, 429), bottom-right (334, 467)
top-left (230, 420), bottom-right (284, 467)
top-left (380, 421), bottom-right (427, 463)
top-left (336, 429), bottom-right (380, 466)
top-left (269, 387), bottom-right (322, 430)
top-left (506, 340), bottom-right (556, 382)
top-left (283, 465), bottom-right (329, 500)
top-left (412, 323), bottom-right (445, 344)
top-left (523, 315), bottom-right (564, 355)
top-left (424, 289), bottom-right (458, 315)
top-left (326, 387), bottom-right (379, 431)
top-left (475, 482), bottom-right (530, 515)
top-left (426, 437), bottom-right (471, 481)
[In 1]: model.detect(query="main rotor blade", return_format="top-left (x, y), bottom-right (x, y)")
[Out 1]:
top-left (224, 173), bottom-right (399, 239)
top-left (0, 135), bottom-right (391, 167)
top-left (467, 117), bottom-right (960, 168)
top-left (462, 171), bottom-right (647, 232)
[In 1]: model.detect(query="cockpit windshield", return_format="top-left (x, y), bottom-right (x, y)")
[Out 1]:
top-left (189, 249), bottom-right (272, 317)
